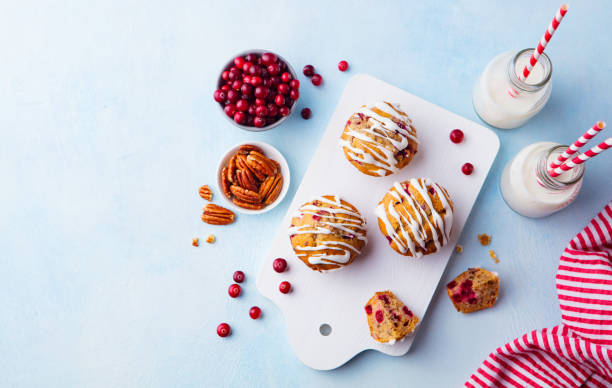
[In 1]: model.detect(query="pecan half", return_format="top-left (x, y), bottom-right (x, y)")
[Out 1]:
top-left (238, 144), bottom-right (264, 155)
top-left (259, 174), bottom-right (279, 199)
top-left (233, 197), bottom-right (266, 210)
top-left (201, 204), bottom-right (235, 225)
top-left (230, 184), bottom-right (262, 204)
top-left (221, 167), bottom-right (232, 199)
top-left (198, 185), bottom-right (212, 201)
top-left (227, 155), bottom-right (238, 183)
top-left (236, 169), bottom-right (258, 192)
top-left (263, 174), bottom-right (283, 205)
top-left (247, 151), bottom-right (277, 176)
top-left (238, 153), bottom-right (265, 181)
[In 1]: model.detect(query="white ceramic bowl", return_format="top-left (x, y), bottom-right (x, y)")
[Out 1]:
top-left (217, 141), bottom-right (290, 215)
top-left (216, 50), bottom-right (299, 132)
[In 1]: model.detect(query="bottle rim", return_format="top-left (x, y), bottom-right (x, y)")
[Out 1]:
top-left (537, 145), bottom-right (585, 189)
top-left (507, 48), bottom-right (553, 93)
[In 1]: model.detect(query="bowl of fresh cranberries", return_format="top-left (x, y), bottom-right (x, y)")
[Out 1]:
top-left (214, 50), bottom-right (300, 131)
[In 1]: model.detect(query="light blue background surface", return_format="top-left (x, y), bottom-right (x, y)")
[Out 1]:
top-left (1, 1), bottom-right (611, 387)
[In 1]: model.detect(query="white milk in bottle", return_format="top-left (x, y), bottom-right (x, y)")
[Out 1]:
top-left (500, 142), bottom-right (585, 218)
top-left (473, 49), bottom-right (553, 129)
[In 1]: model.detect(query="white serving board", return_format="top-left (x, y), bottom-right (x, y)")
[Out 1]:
top-left (256, 74), bottom-right (500, 370)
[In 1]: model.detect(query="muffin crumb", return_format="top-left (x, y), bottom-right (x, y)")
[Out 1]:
top-left (192, 238), bottom-right (199, 247)
top-left (206, 235), bottom-right (215, 244)
top-left (455, 245), bottom-right (463, 253)
top-left (478, 234), bottom-right (491, 246)
top-left (489, 249), bottom-right (499, 263)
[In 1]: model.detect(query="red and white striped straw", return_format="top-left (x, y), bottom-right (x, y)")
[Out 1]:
top-left (508, 4), bottom-right (568, 98)
top-left (549, 121), bottom-right (606, 169)
top-left (549, 136), bottom-right (612, 177)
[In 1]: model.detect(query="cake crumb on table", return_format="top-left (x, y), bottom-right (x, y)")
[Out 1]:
top-left (192, 238), bottom-right (199, 247)
top-left (489, 249), bottom-right (499, 263)
top-left (455, 245), bottom-right (463, 253)
top-left (478, 233), bottom-right (491, 246)
top-left (206, 235), bottom-right (215, 244)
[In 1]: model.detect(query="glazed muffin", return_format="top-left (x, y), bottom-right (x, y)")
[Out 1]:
top-left (365, 291), bottom-right (419, 344)
top-left (446, 268), bottom-right (499, 313)
top-left (339, 101), bottom-right (418, 177)
top-left (289, 195), bottom-right (367, 271)
top-left (375, 178), bottom-right (454, 257)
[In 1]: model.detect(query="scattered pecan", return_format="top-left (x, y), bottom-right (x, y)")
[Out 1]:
top-left (230, 185), bottom-right (262, 204)
top-left (198, 185), bottom-right (212, 201)
top-left (201, 204), bottom-right (235, 225)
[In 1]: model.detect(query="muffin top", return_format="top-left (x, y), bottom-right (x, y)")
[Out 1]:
top-left (340, 101), bottom-right (418, 177)
top-left (288, 195), bottom-right (367, 271)
top-left (375, 178), bottom-right (453, 257)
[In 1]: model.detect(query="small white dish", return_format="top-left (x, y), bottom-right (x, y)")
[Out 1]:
top-left (216, 141), bottom-right (290, 215)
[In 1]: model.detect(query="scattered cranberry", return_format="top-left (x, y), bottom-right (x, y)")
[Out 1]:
top-left (253, 117), bottom-right (266, 128)
top-left (280, 72), bottom-right (292, 83)
top-left (233, 271), bottom-right (245, 283)
top-left (338, 60), bottom-right (349, 71)
top-left (302, 64), bottom-right (315, 77)
top-left (289, 89), bottom-right (299, 101)
top-left (450, 129), bottom-right (464, 144)
top-left (249, 306), bottom-right (262, 319)
top-left (462, 163), bottom-right (474, 175)
top-left (311, 74), bottom-right (322, 86)
top-left (274, 94), bottom-right (285, 107)
top-left (228, 283), bottom-right (241, 298)
top-left (277, 83), bottom-right (290, 95)
top-left (279, 106), bottom-right (290, 116)
top-left (273, 258), bottom-right (287, 273)
top-left (217, 323), bottom-right (231, 337)
top-left (279, 281), bottom-right (291, 294)
top-left (289, 79), bottom-right (300, 89)
top-left (301, 108), bottom-right (312, 119)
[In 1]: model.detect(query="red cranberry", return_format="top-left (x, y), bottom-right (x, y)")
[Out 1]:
top-left (289, 79), bottom-right (300, 89)
top-left (279, 106), bottom-right (290, 116)
top-left (450, 129), bottom-right (464, 144)
top-left (269, 76), bottom-right (280, 88)
top-left (303, 64), bottom-right (315, 77)
top-left (232, 80), bottom-right (242, 91)
top-left (240, 83), bottom-right (253, 96)
top-left (247, 104), bottom-right (257, 116)
top-left (446, 280), bottom-right (457, 289)
top-left (226, 89), bottom-right (239, 103)
top-left (277, 83), bottom-right (290, 95)
top-left (234, 56), bottom-right (245, 68)
top-left (273, 258), bottom-right (287, 273)
top-left (233, 111), bottom-right (246, 124)
top-left (244, 53), bottom-right (258, 63)
top-left (280, 72), bottom-right (292, 83)
top-left (289, 89), bottom-right (299, 101)
top-left (250, 76), bottom-right (262, 86)
top-left (365, 305), bottom-right (372, 314)
top-left (228, 71), bottom-right (238, 82)
top-left (311, 74), bottom-right (322, 86)
top-left (275, 94), bottom-right (285, 106)
top-left (338, 60), bottom-right (349, 71)
top-left (245, 115), bottom-right (254, 126)
top-left (255, 105), bottom-right (268, 117)
top-left (228, 283), bottom-right (241, 298)
top-left (254, 98), bottom-right (265, 106)
top-left (267, 104), bottom-right (278, 117)
top-left (248, 65), bottom-right (261, 76)
top-left (261, 52), bottom-right (277, 66)
top-left (217, 323), bottom-right (231, 337)
top-left (279, 281), bottom-right (291, 294)
top-left (236, 99), bottom-right (249, 112)
top-left (262, 78), bottom-right (272, 88)
top-left (462, 163), bottom-right (474, 175)
top-left (214, 89), bottom-right (226, 103)
top-left (242, 75), bottom-right (251, 84)
top-left (224, 104), bottom-right (236, 117)
top-left (233, 271), bottom-right (245, 283)
top-left (375, 310), bottom-right (384, 323)
top-left (301, 108), bottom-right (312, 119)
top-left (221, 84), bottom-right (231, 92)
top-left (267, 63), bottom-right (281, 76)
top-left (402, 306), bottom-right (413, 317)
top-left (222, 71), bottom-right (230, 81)
top-left (254, 86), bottom-right (269, 99)
top-left (253, 117), bottom-right (266, 128)
top-left (242, 61), bottom-right (252, 73)
top-left (249, 306), bottom-right (262, 319)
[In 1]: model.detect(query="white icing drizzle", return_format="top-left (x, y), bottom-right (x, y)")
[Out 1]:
top-left (375, 178), bottom-right (453, 258)
top-left (340, 101), bottom-right (418, 176)
top-left (289, 196), bottom-right (367, 266)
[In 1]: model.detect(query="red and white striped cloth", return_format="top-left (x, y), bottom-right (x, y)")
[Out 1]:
top-left (466, 202), bottom-right (612, 388)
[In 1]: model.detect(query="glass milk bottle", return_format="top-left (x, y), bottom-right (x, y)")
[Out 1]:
top-left (500, 142), bottom-right (584, 218)
top-left (473, 49), bottom-right (553, 129)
